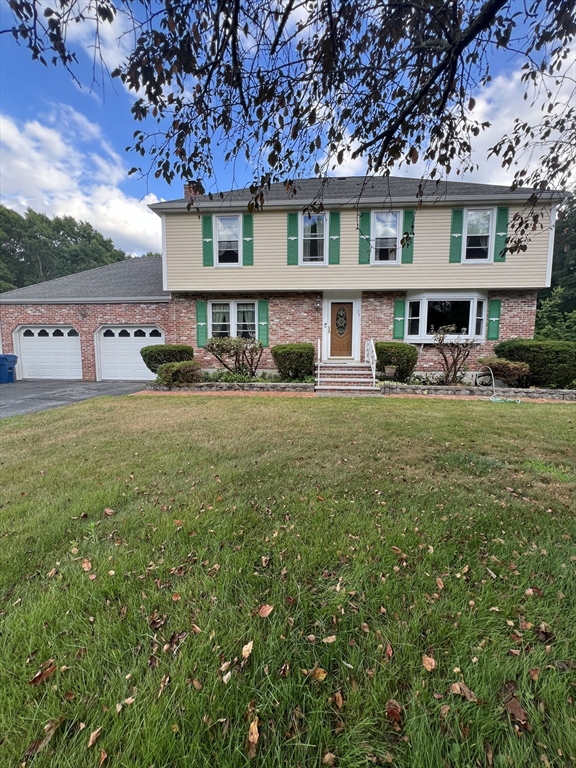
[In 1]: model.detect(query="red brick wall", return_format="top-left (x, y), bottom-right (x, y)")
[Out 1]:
top-left (0, 290), bottom-right (537, 379)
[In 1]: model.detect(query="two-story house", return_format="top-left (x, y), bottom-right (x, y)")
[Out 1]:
top-left (0, 176), bottom-right (560, 382)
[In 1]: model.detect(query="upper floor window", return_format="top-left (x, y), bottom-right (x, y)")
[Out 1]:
top-left (373, 211), bottom-right (400, 263)
top-left (216, 216), bottom-right (240, 265)
top-left (210, 301), bottom-right (256, 339)
top-left (464, 209), bottom-right (493, 261)
top-left (301, 213), bottom-right (327, 264)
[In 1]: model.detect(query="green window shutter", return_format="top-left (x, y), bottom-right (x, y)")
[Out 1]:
top-left (202, 216), bottom-right (214, 267)
top-left (487, 299), bottom-right (501, 340)
top-left (242, 214), bottom-right (254, 266)
top-left (328, 211), bottom-right (341, 265)
top-left (401, 210), bottom-right (415, 264)
top-left (494, 207), bottom-right (508, 262)
top-left (287, 213), bottom-right (298, 265)
top-left (196, 300), bottom-right (208, 347)
top-left (257, 300), bottom-right (269, 347)
top-left (358, 211), bottom-right (371, 264)
top-left (393, 299), bottom-right (406, 339)
top-left (449, 209), bottom-right (464, 263)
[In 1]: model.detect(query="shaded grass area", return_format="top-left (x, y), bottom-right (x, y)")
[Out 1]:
top-left (0, 396), bottom-right (575, 767)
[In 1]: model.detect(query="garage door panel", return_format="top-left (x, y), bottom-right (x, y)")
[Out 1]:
top-left (98, 327), bottom-right (164, 380)
top-left (18, 328), bottom-right (82, 379)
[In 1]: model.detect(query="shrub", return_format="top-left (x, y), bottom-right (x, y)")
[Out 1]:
top-left (431, 326), bottom-right (479, 385)
top-left (204, 337), bottom-right (263, 376)
top-left (271, 343), bottom-right (315, 380)
top-left (140, 344), bottom-right (195, 373)
top-left (494, 339), bottom-right (576, 389)
top-left (156, 360), bottom-right (203, 387)
top-left (374, 342), bottom-right (418, 383)
top-left (477, 357), bottom-right (530, 387)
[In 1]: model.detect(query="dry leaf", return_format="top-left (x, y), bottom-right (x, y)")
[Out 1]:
top-left (449, 681), bottom-right (477, 702)
top-left (485, 742), bottom-right (493, 766)
top-left (246, 717), bottom-right (259, 759)
top-left (87, 727), bottom-right (102, 748)
top-left (311, 667), bottom-right (328, 682)
top-left (385, 699), bottom-right (403, 729)
top-left (529, 668), bottom-right (540, 681)
top-left (323, 752), bottom-right (337, 766)
top-left (22, 717), bottom-right (64, 761)
top-left (279, 662), bottom-right (290, 677)
top-left (158, 674), bottom-right (170, 698)
top-left (242, 640), bottom-right (254, 661)
top-left (29, 662), bottom-right (57, 686)
top-left (500, 681), bottom-right (531, 731)
top-left (99, 749), bottom-right (108, 767)
top-left (440, 704), bottom-right (451, 718)
top-left (436, 577), bottom-right (444, 590)
top-left (323, 635), bottom-right (337, 644)
top-left (360, 622), bottom-right (370, 633)
top-left (261, 556), bottom-right (270, 567)
top-left (257, 604), bottom-right (274, 618)
top-left (82, 559), bottom-right (92, 572)
top-left (222, 671), bottom-right (232, 684)
top-left (124, 696), bottom-right (135, 705)
top-left (385, 643), bottom-right (394, 660)
top-left (188, 678), bottom-right (203, 690)
top-left (191, 623), bottom-right (202, 635)
top-left (334, 690), bottom-right (344, 710)
top-left (422, 655), bottom-right (436, 672)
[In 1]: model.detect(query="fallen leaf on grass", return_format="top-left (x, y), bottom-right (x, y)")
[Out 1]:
top-left (323, 752), bottom-right (336, 766)
top-left (500, 681), bottom-right (531, 731)
top-left (188, 678), bottom-right (203, 690)
top-left (29, 661), bottom-right (57, 686)
top-left (360, 622), bottom-right (370, 633)
top-left (334, 691), bottom-right (344, 710)
top-left (310, 667), bottom-right (328, 682)
top-left (279, 662), bottom-right (290, 677)
top-left (124, 696), bottom-right (135, 705)
top-left (440, 705), bottom-right (451, 718)
top-left (449, 681), bottom-right (477, 702)
top-left (385, 699), bottom-right (403, 729)
top-left (104, 508), bottom-right (115, 517)
top-left (87, 727), bottom-right (102, 748)
top-left (82, 559), bottom-right (92, 572)
top-left (534, 622), bottom-right (555, 643)
top-left (436, 577), bottom-right (444, 590)
top-left (529, 668), bottom-right (540, 681)
top-left (242, 640), bottom-right (254, 661)
top-left (485, 742), bottom-right (494, 766)
top-left (149, 611), bottom-right (167, 630)
top-left (222, 671), bottom-right (232, 684)
top-left (423, 655), bottom-right (436, 672)
top-left (98, 749), bottom-right (108, 767)
top-left (246, 717), bottom-right (259, 759)
top-left (158, 674), bottom-right (170, 698)
top-left (323, 635), bottom-right (337, 644)
top-left (22, 717), bottom-right (64, 761)
top-left (257, 604), bottom-right (274, 618)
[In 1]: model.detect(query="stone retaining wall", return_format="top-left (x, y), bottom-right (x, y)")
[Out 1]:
top-left (147, 382), bottom-right (315, 392)
top-left (381, 383), bottom-right (576, 401)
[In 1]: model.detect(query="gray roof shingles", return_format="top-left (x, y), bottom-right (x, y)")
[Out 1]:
top-left (0, 256), bottom-right (169, 304)
top-left (150, 174), bottom-right (561, 213)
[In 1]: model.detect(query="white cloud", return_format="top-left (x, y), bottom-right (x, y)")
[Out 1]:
top-left (0, 106), bottom-right (161, 255)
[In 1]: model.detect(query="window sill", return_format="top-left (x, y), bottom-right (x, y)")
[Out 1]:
top-left (298, 262), bottom-right (330, 267)
top-left (214, 263), bottom-right (243, 268)
top-left (405, 336), bottom-right (486, 344)
top-left (369, 261), bottom-right (401, 266)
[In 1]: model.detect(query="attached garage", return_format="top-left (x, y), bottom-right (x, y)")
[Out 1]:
top-left (17, 326), bottom-right (82, 379)
top-left (97, 326), bottom-right (164, 381)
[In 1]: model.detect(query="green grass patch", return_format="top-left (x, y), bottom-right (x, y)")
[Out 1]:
top-left (1, 396), bottom-right (575, 767)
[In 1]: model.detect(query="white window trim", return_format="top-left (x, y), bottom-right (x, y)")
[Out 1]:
top-left (208, 300), bottom-right (258, 338)
top-left (214, 214), bottom-right (243, 268)
top-left (462, 208), bottom-right (496, 264)
top-left (370, 210), bottom-right (402, 265)
top-left (299, 212), bottom-right (328, 266)
top-left (404, 291), bottom-right (488, 343)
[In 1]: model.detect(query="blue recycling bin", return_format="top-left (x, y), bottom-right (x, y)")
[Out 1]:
top-left (0, 354), bottom-right (17, 383)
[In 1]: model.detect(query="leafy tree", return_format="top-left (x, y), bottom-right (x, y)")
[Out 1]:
top-left (142, 251), bottom-right (161, 258)
top-left (0, 206), bottom-right (127, 289)
top-left (4, 0), bottom-right (575, 223)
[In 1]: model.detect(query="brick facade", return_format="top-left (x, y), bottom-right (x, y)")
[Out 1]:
top-left (0, 290), bottom-right (537, 380)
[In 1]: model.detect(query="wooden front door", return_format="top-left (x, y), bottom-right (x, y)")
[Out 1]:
top-left (330, 302), bottom-right (353, 356)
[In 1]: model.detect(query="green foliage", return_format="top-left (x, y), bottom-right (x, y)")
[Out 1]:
top-left (431, 326), bottom-right (478, 385)
top-left (204, 337), bottom-right (263, 376)
top-left (477, 357), bottom-right (531, 386)
top-left (374, 342), bottom-right (418, 383)
top-left (140, 344), bottom-right (195, 373)
top-left (0, 205), bottom-right (127, 291)
top-left (156, 360), bottom-right (203, 386)
top-left (535, 288), bottom-right (576, 342)
top-left (271, 343), bottom-right (315, 380)
top-left (494, 339), bottom-right (576, 389)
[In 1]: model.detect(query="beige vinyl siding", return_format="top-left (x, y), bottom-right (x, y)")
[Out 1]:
top-left (165, 206), bottom-right (551, 291)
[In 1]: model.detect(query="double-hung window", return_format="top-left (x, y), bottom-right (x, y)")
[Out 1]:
top-left (373, 211), bottom-right (400, 263)
top-left (216, 216), bottom-right (241, 265)
top-left (464, 209), bottom-right (493, 261)
top-left (210, 301), bottom-right (256, 338)
top-left (301, 214), bottom-right (327, 264)
top-left (405, 293), bottom-right (486, 341)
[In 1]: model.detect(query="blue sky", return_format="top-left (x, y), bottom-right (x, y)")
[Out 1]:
top-left (1, 6), bottom-right (573, 256)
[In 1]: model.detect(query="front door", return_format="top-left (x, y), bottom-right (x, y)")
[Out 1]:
top-left (330, 302), bottom-right (353, 356)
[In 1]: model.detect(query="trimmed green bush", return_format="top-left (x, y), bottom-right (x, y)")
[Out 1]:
top-left (140, 344), bottom-right (195, 373)
top-left (204, 337), bottom-right (263, 376)
top-left (271, 343), bottom-right (315, 380)
top-left (477, 357), bottom-right (530, 386)
top-left (374, 342), bottom-right (418, 382)
top-left (494, 339), bottom-right (576, 389)
top-left (156, 360), bottom-right (203, 387)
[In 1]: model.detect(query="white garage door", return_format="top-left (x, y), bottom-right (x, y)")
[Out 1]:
top-left (18, 326), bottom-right (82, 379)
top-left (97, 326), bottom-right (164, 380)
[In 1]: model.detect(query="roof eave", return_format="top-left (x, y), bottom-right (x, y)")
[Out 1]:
top-left (0, 296), bottom-right (171, 305)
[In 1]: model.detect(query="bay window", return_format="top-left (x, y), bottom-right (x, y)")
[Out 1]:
top-left (405, 293), bottom-right (487, 341)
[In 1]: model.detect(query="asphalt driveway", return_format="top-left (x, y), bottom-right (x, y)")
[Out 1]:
top-left (0, 380), bottom-right (147, 419)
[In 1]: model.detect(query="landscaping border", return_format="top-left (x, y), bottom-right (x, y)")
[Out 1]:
top-left (147, 382), bottom-right (315, 393)
top-left (380, 383), bottom-right (576, 401)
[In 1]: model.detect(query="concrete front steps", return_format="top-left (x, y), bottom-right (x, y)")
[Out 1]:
top-left (315, 361), bottom-right (380, 395)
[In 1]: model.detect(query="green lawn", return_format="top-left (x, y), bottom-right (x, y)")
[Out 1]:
top-left (1, 395), bottom-right (575, 768)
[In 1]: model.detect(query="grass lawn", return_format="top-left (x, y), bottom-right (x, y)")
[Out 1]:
top-left (1, 395), bottom-right (575, 768)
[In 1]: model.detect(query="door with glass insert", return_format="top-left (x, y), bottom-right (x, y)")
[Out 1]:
top-left (330, 302), bottom-right (353, 356)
